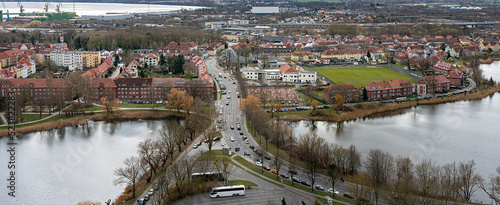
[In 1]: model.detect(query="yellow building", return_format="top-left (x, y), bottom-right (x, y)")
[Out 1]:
top-left (81, 51), bottom-right (101, 68)
top-left (321, 49), bottom-right (365, 60)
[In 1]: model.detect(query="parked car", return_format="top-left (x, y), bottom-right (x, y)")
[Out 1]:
top-left (244, 139), bottom-right (249, 144)
top-left (271, 169), bottom-right (279, 174)
top-left (137, 198), bottom-right (145, 205)
top-left (242, 136), bottom-right (248, 140)
top-left (255, 161), bottom-right (262, 167)
top-left (292, 177), bottom-right (300, 183)
top-left (288, 170), bottom-right (297, 175)
top-left (148, 189), bottom-right (154, 196)
top-left (280, 173), bottom-right (289, 179)
top-left (328, 188), bottom-right (340, 195)
top-left (239, 131), bottom-right (244, 135)
top-left (230, 137), bottom-right (234, 142)
top-left (249, 145), bottom-right (255, 149)
top-left (300, 180), bottom-right (311, 187)
top-left (244, 151), bottom-right (251, 156)
top-left (263, 165), bottom-right (270, 170)
top-left (264, 155), bottom-right (271, 160)
top-left (343, 192), bottom-right (354, 198)
top-left (193, 144), bottom-right (198, 149)
top-left (256, 158), bottom-right (262, 163)
top-left (315, 185), bottom-right (324, 191)
top-left (230, 126), bottom-right (234, 129)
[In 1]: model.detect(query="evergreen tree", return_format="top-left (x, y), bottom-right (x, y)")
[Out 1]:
top-left (224, 42), bottom-right (228, 49)
top-left (440, 43), bottom-right (446, 51)
top-left (113, 55), bottom-right (120, 67)
top-left (159, 54), bottom-right (166, 66)
top-left (363, 88), bottom-right (368, 101)
top-left (367, 51), bottom-right (371, 59)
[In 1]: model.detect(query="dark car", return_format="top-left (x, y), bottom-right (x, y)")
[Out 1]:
top-left (249, 145), bottom-right (255, 149)
top-left (280, 173), bottom-right (289, 179)
top-left (256, 158), bottom-right (262, 163)
top-left (244, 151), bottom-right (251, 156)
top-left (315, 185), bottom-right (324, 191)
top-left (288, 170), bottom-right (297, 175)
top-left (300, 180), bottom-right (311, 187)
top-left (343, 192), bottom-right (354, 198)
top-left (292, 177), bottom-right (300, 183)
top-left (239, 132), bottom-right (244, 135)
top-left (264, 156), bottom-right (271, 160)
top-left (230, 126), bottom-right (234, 129)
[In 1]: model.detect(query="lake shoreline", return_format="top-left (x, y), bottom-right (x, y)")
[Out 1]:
top-left (280, 86), bottom-right (500, 122)
top-left (0, 111), bottom-right (182, 137)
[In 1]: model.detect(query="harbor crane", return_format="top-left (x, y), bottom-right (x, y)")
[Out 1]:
top-left (17, 0), bottom-right (24, 14)
top-left (1, 0), bottom-right (11, 21)
top-left (55, 2), bottom-right (62, 13)
top-left (44, 0), bottom-right (49, 12)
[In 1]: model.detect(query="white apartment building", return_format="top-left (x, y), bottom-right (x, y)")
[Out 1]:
top-left (241, 64), bottom-right (316, 84)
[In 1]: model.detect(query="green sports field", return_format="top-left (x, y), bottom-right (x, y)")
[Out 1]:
top-left (315, 67), bottom-right (416, 88)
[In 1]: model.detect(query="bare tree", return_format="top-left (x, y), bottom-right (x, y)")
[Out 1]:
top-left (158, 124), bottom-right (177, 160)
top-left (214, 157), bottom-right (233, 186)
top-left (169, 160), bottom-right (187, 194)
top-left (203, 128), bottom-right (219, 152)
top-left (365, 149), bottom-right (394, 205)
top-left (67, 72), bottom-right (92, 114)
top-left (152, 174), bottom-right (172, 205)
top-left (114, 156), bottom-right (143, 198)
top-left (457, 160), bottom-right (482, 202)
top-left (480, 165), bottom-right (500, 204)
top-left (138, 139), bottom-right (161, 177)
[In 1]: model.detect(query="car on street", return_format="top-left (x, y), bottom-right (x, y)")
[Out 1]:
top-left (263, 165), bottom-right (270, 170)
top-left (242, 136), bottom-right (248, 140)
top-left (271, 169), bottom-right (279, 174)
top-left (137, 198), bottom-right (145, 205)
top-left (256, 158), bottom-right (262, 163)
top-left (315, 185), bottom-right (324, 191)
top-left (213, 137), bottom-right (220, 141)
top-left (280, 173), bottom-right (289, 179)
top-left (249, 145), bottom-right (255, 149)
top-left (244, 139), bottom-right (249, 144)
top-left (292, 177), bottom-right (300, 183)
top-left (288, 170), bottom-right (297, 175)
top-left (237, 125), bottom-right (241, 130)
top-left (328, 188), bottom-right (340, 195)
top-left (226, 101), bottom-right (230, 105)
top-left (264, 155), bottom-right (271, 160)
top-left (193, 144), bottom-right (198, 149)
top-left (230, 137), bottom-right (234, 142)
top-left (148, 189), bottom-right (154, 195)
top-left (300, 180), bottom-right (311, 187)
top-left (244, 151), bottom-right (251, 156)
top-left (239, 132), bottom-right (244, 135)
top-left (230, 126), bottom-right (234, 129)
top-left (255, 161), bottom-right (263, 167)
top-left (343, 192), bottom-right (354, 198)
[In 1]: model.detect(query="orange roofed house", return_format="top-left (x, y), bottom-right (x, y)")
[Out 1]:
top-left (322, 84), bottom-right (359, 103)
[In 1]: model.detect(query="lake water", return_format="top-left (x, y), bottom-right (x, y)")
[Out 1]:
top-left (287, 61), bottom-right (500, 203)
top-left (2, 2), bottom-right (201, 16)
top-left (0, 120), bottom-right (171, 204)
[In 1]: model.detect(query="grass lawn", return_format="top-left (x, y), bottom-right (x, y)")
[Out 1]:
top-left (20, 114), bottom-right (51, 123)
top-left (228, 180), bottom-right (258, 187)
top-left (316, 67), bottom-right (415, 88)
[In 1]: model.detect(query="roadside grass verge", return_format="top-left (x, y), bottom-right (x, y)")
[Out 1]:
top-left (228, 180), bottom-right (258, 187)
top-left (19, 114), bottom-right (51, 123)
top-left (315, 67), bottom-right (415, 87)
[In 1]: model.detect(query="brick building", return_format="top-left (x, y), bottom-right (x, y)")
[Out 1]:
top-left (364, 80), bottom-right (412, 100)
top-left (417, 75), bottom-right (451, 94)
top-left (322, 84), bottom-right (359, 103)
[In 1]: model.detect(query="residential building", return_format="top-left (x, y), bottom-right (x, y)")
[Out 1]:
top-left (50, 50), bottom-right (101, 69)
top-left (446, 69), bottom-right (464, 87)
top-left (417, 75), bottom-right (451, 94)
top-left (144, 52), bottom-right (159, 66)
top-left (364, 80), bottom-right (413, 100)
top-left (322, 84), bottom-right (359, 103)
top-left (433, 61), bottom-right (456, 75)
top-left (320, 49), bottom-right (366, 60)
top-left (291, 51), bottom-right (315, 62)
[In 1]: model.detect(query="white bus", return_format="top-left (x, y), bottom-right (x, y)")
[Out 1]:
top-left (209, 185), bottom-right (245, 198)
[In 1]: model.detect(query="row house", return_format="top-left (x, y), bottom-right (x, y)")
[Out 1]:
top-left (417, 75), bottom-right (450, 94)
top-left (320, 49), bottom-right (366, 60)
top-left (364, 80), bottom-right (412, 100)
top-left (82, 57), bottom-right (112, 79)
top-left (50, 43), bottom-right (68, 50)
top-left (480, 41), bottom-right (500, 51)
top-left (322, 84), bottom-right (359, 103)
top-left (0, 78), bottom-right (72, 101)
top-left (291, 51), bottom-right (315, 62)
